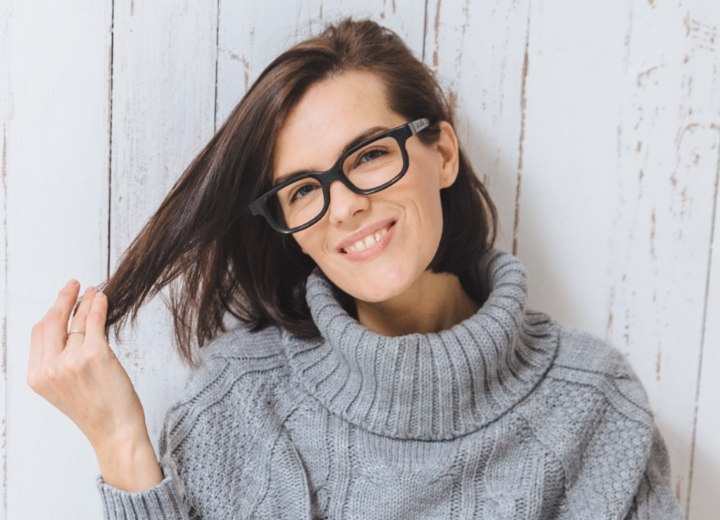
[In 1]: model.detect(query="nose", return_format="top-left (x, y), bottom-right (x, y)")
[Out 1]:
top-left (326, 179), bottom-right (370, 226)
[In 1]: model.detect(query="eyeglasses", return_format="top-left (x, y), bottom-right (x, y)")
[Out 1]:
top-left (248, 117), bottom-right (433, 234)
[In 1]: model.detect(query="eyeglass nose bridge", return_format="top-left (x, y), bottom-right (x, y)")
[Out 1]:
top-left (319, 159), bottom-right (369, 196)
top-left (310, 159), bottom-right (369, 226)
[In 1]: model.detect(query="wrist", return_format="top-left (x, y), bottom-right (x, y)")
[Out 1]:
top-left (95, 432), bottom-right (164, 492)
top-left (90, 420), bottom-right (150, 458)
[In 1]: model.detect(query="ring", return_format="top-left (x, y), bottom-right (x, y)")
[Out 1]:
top-left (68, 329), bottom-right (86, 335)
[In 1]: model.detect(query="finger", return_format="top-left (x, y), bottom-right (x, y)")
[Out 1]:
top-left (85, 291), bottom-right (109, 347)
top-left (66, 286), bottom-right (98, 350)
top-left (69, 291), bottom-right (83, 319)
top-left (43, 279), bottom-right (81, 356)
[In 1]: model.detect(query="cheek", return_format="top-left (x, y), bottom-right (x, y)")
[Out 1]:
top-left (405, 167), bottom-right (444, 237)
top-left (398, 178), bottom-right (445, 278)
top-left (293, 226), bottom-right (329, 263)
top-left (418, 198), bottom-right (445, 266)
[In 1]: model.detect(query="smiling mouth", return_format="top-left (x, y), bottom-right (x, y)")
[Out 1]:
top-left (341, 221), bottom-right (396, 254)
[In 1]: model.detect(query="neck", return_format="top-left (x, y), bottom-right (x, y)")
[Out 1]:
top-left (354, 271), bottom-right (480, 336)
top-left (285, 247), bottom-right (561, 440)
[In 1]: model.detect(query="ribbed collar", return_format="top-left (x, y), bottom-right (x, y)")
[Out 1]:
top-left (281, 248), bottom-right (559, 441)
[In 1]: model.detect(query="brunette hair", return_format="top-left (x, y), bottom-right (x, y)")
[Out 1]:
top-left (98, 17), bottom-right (498, 369)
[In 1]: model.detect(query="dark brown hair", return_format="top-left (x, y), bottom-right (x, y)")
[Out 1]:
top-left (98, 17), bottom-right (498, 369)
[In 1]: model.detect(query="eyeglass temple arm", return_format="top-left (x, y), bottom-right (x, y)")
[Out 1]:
top-left (408, 117), bottom-right (431, 135)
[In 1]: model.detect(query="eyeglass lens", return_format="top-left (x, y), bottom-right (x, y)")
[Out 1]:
top-left (267, 135), bottom-right (404, 230)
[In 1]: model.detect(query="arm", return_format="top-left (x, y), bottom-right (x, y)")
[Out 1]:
top-left (95, 423), bottom-right (195, 520)
top-left (25, 283), bottom-right (195, 518)
top-left (625, 423), bottom-right (684, 520)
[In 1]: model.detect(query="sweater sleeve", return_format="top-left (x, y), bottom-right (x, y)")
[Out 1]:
top-left (96, 457), bottom-right (194, 520)
top-left (624, 422), bottom-right (684, 520)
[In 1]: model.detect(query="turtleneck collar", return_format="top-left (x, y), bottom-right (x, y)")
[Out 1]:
top-left (280, 248), bottom-right (559, 441)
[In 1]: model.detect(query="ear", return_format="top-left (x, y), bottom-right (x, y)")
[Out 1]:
top-left (434, 120), bottom-right (460, 189)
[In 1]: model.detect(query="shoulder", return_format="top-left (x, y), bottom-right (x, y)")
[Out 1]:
top-left (551, 322), bottom-right (636, 378)
top-left (161, 324), bottom-right (291, 433)
top-left (155, 324), bottom-right (305, 517)
top-left (177, 324), bottom-right (287, 400)
top-left (158, 322), bottom-right (298, 452)
top-left (516, 321), bottom-right (668, 517)
top-left (199, 323), bottom-right (286, 363)
top-left (546, 321), bottom-right (652, 420)
top-left (526, 320), bottom-right (653, 430)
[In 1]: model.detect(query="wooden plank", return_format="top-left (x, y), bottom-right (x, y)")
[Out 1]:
top-left (424, 0), bottom-right (531, 255)
top-left (4, 1), bottom-right (112, 518)
top-left (216, 0), bottom-right (426, 125)
top-left (0, 1), bottom-right (9, 518)
top-left (509, 0), bottom-right (631, 334)
top-left (687, 136), bottom-right (720, 517)
top-left (108, 0), bottom-right (218, 484)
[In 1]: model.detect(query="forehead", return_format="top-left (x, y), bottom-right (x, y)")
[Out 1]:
top-left (272, 70), bottom-right (405, 179)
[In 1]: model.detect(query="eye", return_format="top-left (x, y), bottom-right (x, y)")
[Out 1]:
top-left (357, 148), bottom-right (386, 165)
top-left (289, 182), bottom-right (318, 203)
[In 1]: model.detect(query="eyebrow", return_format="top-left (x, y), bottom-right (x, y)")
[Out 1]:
top-left (273, 125), bottom-right (389, 187)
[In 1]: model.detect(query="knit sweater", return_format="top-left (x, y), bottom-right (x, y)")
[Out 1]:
top-left (96, 248), bottom-right (683, 519)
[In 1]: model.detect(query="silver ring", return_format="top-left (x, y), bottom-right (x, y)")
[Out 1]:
top-left (68, 329), bottom-right (86, 335)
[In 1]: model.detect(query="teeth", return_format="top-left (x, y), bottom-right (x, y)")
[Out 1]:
top-left (345, 226), bottom-right (389, 253)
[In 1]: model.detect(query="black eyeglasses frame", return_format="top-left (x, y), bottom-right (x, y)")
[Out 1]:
top-left (248, 117), bottom-right (433, 234)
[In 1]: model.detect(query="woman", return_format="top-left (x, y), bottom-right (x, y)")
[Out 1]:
top-left (27, 18), bottom-right (682, 519)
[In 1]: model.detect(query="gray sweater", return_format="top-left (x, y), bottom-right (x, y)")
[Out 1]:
top-left (96, 248), bottom-right (683, 519)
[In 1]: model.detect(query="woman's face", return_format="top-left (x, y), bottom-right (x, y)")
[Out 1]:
top-left (273, 69), bottom-right (459, 304)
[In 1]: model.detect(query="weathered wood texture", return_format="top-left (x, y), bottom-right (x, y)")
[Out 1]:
top-left (2, 1), bottom-right (717, 518)
top-left (4, 2), bottom-right (113, 519)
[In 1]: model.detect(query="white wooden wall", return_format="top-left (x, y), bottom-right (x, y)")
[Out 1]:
top-left (2, 1), bottom-right (718, 518)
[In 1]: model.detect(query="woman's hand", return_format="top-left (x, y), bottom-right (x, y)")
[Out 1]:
top-left (26, 279), bottom-right (165, 490)
top-left (26, 279), bottom-right (149, 455)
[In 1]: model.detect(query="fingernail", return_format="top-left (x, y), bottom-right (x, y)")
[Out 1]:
top-left (66, 278), bottom-right (79, 288)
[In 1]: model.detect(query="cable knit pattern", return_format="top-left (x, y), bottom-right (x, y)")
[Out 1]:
top-left (95, 248), bottom-right (683, 519)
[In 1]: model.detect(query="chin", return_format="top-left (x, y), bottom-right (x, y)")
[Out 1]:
top-left (337, 265), bottom-right (417, 304)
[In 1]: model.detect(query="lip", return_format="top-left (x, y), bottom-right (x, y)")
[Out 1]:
top-left (336, 217), bottom-right (397, 253)
top-left (340, 220), bottom-right (397, 261)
